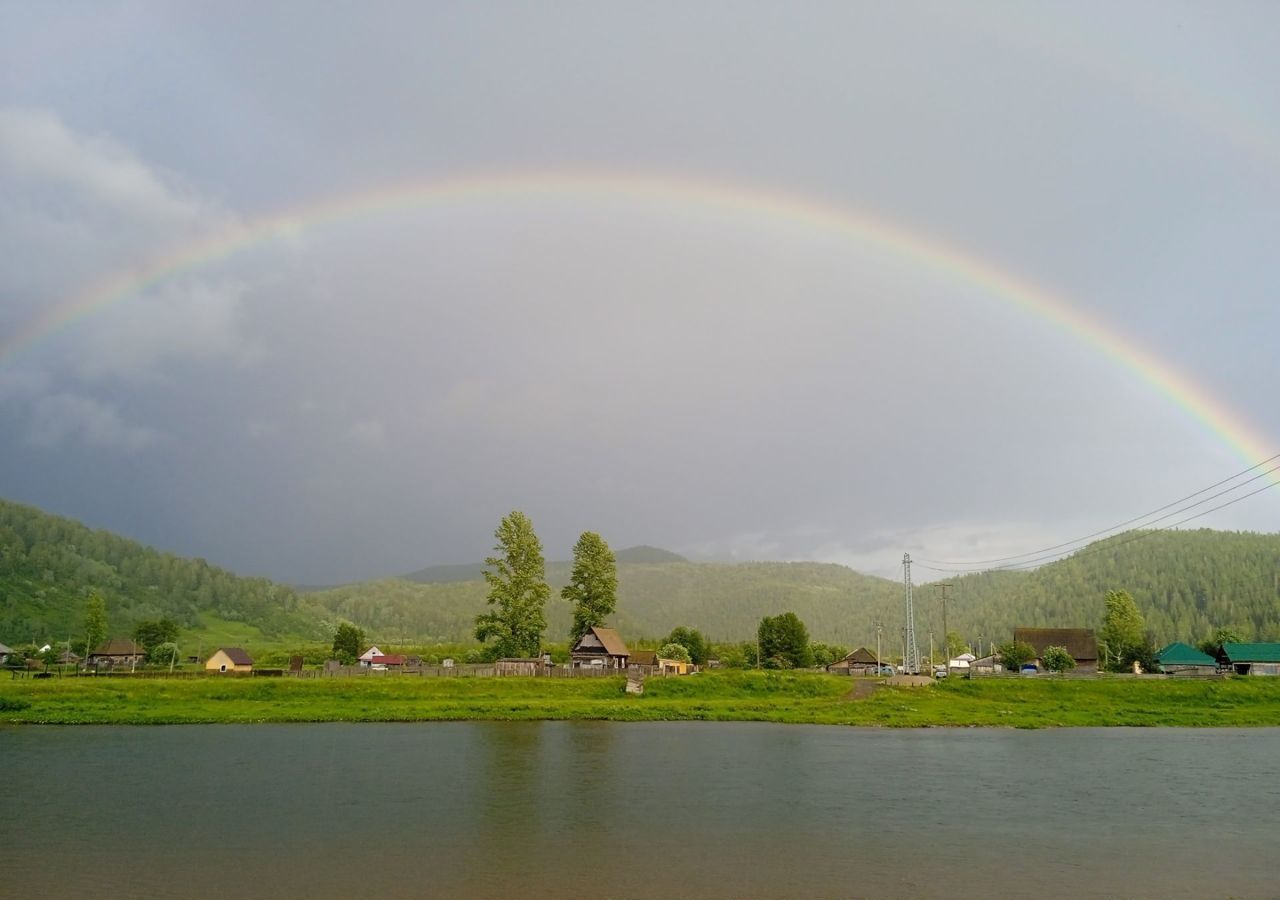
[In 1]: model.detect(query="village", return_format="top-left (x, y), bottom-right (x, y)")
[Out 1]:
top-left (4, 621), bottom-right (1278, 684)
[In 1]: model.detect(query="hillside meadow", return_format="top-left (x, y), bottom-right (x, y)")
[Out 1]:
top-left (3, 671), bottom-right (1280, 727)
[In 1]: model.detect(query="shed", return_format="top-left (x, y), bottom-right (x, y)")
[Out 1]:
top-left (89, 638), bottom-right (145, 670)
top-left (495, 658), bottom-right (545, 676)
top-left (827, 647), bottom-right (882, 676)
top-left (1013, 628), bottom-right (1098, 672)
top-left (369, 654), bottom-right (406, 670)
top-left (205, 647), bottom-right (254, 673)
top-left (1218, 643), bottom-right (1280, 676)
top-left (969, 654), bottom-right (1002, 675)
top-left (570, 626), bottom-right (630, 669)
top-left (1157, 642), bottom-right (1218, 675)
top-left (629, 649), bottom-right (658, 669)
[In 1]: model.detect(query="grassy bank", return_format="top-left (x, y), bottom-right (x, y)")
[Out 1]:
top-left (4, 671), bottom-right (1280, 727)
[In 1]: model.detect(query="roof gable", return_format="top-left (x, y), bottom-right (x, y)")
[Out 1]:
top-left (630, 649), bottom-right (658, 666)
top-left (1221, 643), bottom-right (1280, 663)
top-left (575, 626), bottom-right (628, 656)
top-left (216, 647), bottom-right (254, 666)
top-left (840, 647), bottom-right (879, 665)
top-left (1157, 642), bottom-right (1217, 666)
top-left (93, 638), bottom-right (142, 656)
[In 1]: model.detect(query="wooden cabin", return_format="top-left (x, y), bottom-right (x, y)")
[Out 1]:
top-left (1157, 642), bottom-right (1218, 676)
top-left (89, 638), bottom-right (145, 670)
top-left (1217, 643), bottom-right (1280, 676)
top-left (570, 626), bottom-right (630, 669)
top-left (1013, 628), bottom-right (1098, 673)
top-left (827, 647), bottom-right (883, 676)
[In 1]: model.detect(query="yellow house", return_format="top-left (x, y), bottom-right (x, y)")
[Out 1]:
top-left (205, 647), bottom-right (254, 673)
top-left (658, 657), bottom-right (692, 675)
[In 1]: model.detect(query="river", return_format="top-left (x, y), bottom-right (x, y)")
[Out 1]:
top-left (1, 722), bottom-right (1275, 899)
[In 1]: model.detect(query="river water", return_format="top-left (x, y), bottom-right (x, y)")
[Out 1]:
top-left (1, 723), bottom-right (1275, 899)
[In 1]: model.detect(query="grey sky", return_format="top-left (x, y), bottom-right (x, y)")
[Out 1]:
top-left (2, 2), bottom-right (1278, 583)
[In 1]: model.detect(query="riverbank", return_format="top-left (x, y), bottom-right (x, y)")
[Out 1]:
top-left (4, 671), bottom-right (1280, 726)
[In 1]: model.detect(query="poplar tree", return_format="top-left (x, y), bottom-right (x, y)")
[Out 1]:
top-left (562, 531), bottom-right (618, 644)
top-left (1100, 589), bottom-right (1146, 671)
top-left (83, 590), bottom-right (107, 656)
top-left (475, 511), bottom-right (549, 658)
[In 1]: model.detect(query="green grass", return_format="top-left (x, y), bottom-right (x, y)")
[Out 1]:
top-left (3, 671), bottom-right (1280, 727)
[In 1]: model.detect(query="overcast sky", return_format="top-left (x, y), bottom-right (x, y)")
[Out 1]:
top-left (2, 2), bottom-right (1278, 583)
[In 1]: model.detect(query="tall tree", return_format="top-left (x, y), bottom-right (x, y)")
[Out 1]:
top-left (562, 531), bottom-right (618, 643)
top-left (83, 590), bottom-right (107, 656)
top-left (332, 622), bottom-right (364, 665)
top-left (757, 612), bottom-right (813, 669)
top-left (1100, 589), bottom-right (1146, 672)
top-left (475, 511), bottom-right (549, 658)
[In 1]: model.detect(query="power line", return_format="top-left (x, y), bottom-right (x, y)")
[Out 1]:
top-left (915, 476), bottom-right (1280, 576)
top-left (917, 451), bottom-right (1280, 568)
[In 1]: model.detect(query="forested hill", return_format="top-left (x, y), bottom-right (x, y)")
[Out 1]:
top-left (941, 529), bottom-right (1280, 647)
top-left (2, 495), bottom-right (1278, 649)
top-left (303, 529), bottom-right (1280, 646)
top-left (0, 499), bottom-right (319, 643)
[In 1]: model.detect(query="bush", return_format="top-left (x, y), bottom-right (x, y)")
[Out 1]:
top-left (997, 640), bottom-right (1037, 671)
top-left (1041, 645), bottom-right (1076, 673)
top-left (658, 643), bottom-right (691, 663)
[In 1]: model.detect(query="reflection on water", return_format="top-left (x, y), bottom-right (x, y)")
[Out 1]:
top-left (1, 723), bottom-right (1276, 899)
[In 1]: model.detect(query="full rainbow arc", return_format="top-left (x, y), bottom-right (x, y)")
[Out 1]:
top-left (3, 170), bottom-right (1274, 477)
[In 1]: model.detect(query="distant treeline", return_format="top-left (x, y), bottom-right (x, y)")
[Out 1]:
top-left (1, 495), bottom-right (1277, 649)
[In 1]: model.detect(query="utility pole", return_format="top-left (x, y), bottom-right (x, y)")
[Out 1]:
top-left (936, 582), bottom-right (952, 660)
top-left (876, 622), bottom-right (883, 672)
top-left (929, 631), bottom-right (935, 668)
top-left (902, 553), bottom-right (920, 675)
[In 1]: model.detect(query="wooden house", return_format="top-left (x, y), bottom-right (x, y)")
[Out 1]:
top-left (1013, 628), bottom-right (1098, 673)
top-left (358, 646), bottom-right (384, 668)
top-left (570, 626), bottom-right (630, 669)
top-left (0, 641), bottom-right (14, 664)
top-left (89, 638), bottom-right (145, 670)
top-left (1157, 642), bottom-right (1218, 675)
top-left (205, 647), bottom-right (254, 673)
top-left (827, 647), bottom-right (883, 676)
top-left (1217, 643), bottom-right (1280, 676)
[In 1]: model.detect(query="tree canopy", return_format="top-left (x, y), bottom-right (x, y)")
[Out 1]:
top-left (758, 612), bottom-right (812, 669)
top-left (562, 532), bottom-right (618, 644)
top-left (665, 626), bottom-right (710, 665)
top-left (475, 511), bottom-right (550, 658)
top-left (1100, 589), bottom-right (1148, 672)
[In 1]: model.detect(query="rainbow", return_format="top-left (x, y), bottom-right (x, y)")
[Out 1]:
top-left (4, 170), bottom-right (1275, 471)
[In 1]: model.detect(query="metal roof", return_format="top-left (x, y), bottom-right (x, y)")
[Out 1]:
top-left (1221, 643), bottom-right (1280, 663)
top-left (1157, 642), bottom-right (1217, 666)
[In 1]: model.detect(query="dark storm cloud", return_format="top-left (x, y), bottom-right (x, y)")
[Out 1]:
top-left (2, 2), bottom-right (1278, 582)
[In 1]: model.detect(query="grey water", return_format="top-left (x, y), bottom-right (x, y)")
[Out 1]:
top-left (1, 723), bottom-right (1276, 899)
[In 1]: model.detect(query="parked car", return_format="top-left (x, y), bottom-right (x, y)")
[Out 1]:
top-left (933, 666), bottom-right (948, 679)
top-left (1020, 663), bottom-right (1039, 676)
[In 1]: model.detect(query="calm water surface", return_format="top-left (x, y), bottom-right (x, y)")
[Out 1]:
top-left (1, 723), bottom-right (1276, 899)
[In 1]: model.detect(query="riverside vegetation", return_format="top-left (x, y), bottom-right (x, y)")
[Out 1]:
top-left (3, 671), bottom-right (1280, 727)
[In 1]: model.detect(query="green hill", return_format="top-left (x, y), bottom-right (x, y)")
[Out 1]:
top-left (302, 530), bottom-right (1280, 647)
top-left (0, 498), bottom-right (321, 646)
top-left (2, 496), bottom-right (1278, 651)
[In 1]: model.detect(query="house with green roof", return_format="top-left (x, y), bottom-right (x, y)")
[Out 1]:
top-left (1156, 642), bottom-right (1218, 676)
top-left (1216, 643), bottom-right (1280, 676)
